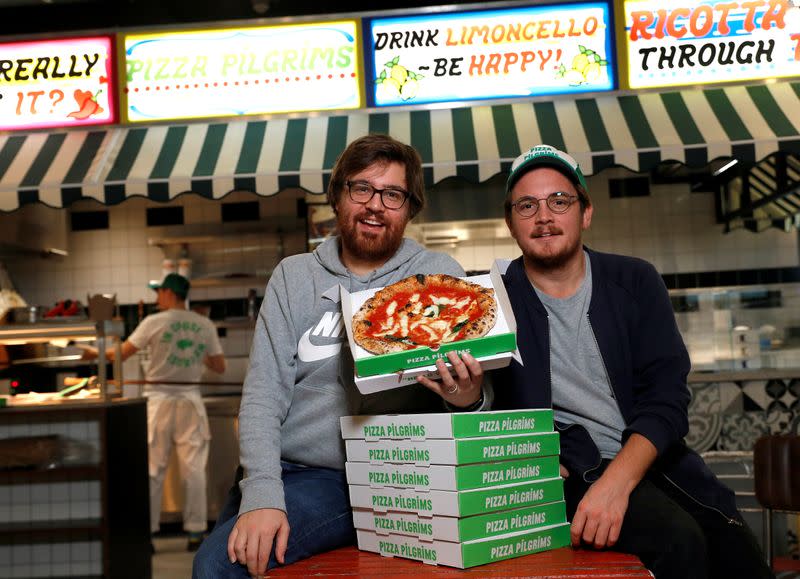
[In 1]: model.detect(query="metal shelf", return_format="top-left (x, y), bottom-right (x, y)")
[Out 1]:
top-left (0, 320), bottom-right (124, 401)
top-left (214, 318), bottom-right (256, 329)
top-left (0, 465), bottom-right (102, 484)
top-left (0, 320), bottom-right (123, 345)
top-left (0, 518), bottom-right (103, 538)
top-left (191, 276), bottom-right (268, 288)
top-left (147, 235), bottom-right (215, 247)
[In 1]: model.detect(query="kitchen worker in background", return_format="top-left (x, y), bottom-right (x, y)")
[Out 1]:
top-left (83, 273), bottom-right (226, 552)
top-left (193, 134), bottom-right (489, 578)
top-left (494, 145), bottom-right (771, 579)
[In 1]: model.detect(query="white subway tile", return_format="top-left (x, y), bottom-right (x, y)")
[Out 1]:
top-left (51, 542), bottom-right (69, 563)
top-left (50, 502), bottom-right (70, 520)
top-left (11, 484), bottom-right (30, 504)
top-left (10, 504), bottom-right (30, 522)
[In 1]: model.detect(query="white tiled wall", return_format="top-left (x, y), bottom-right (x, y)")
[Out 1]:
top-left (4, 176), bottom-right (798, 309)
top-left (0, 416), bottom-right (103, 578)
top-left (0, 541), bottom-right (102, 579)
top-left (1, 175), bottom-right (798, 370)
top-left (0, 481), bottom-right (102, 522)
top-left (439, 169), bottom-right (799, 274)
top-left (5, 189), bottom-right (307, 308)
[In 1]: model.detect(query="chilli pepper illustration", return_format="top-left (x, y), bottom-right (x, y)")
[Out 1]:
top-left (67, 89), bottom-right (104, 120)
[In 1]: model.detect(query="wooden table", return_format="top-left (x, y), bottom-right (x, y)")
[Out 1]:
top-left (264, 546), bottom-right (652, 578)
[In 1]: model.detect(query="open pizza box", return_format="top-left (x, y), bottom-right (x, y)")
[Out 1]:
top-left (340, 262), bottom-right (518, 394)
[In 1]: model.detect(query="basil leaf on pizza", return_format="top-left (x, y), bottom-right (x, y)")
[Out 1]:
top-left (352, 274), bottom-right (497, 355)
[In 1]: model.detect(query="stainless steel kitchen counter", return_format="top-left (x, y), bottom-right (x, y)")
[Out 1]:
top-left (688, 367), bottom-right (800, 382)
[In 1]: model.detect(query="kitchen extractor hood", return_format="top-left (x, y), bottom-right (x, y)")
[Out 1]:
top-left (409, 174), bottom-right (508, 246)
top-left (407, 219), bottom-right (509, 247)
top-left (0, 204), bottom-right (69, 258)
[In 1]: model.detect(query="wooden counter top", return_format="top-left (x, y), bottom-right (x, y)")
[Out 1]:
top-left (263, 545), bottom-right (651, 578)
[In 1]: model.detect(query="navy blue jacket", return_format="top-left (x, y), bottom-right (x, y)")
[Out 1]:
top-left (495, 248), bottom-right (739, 519)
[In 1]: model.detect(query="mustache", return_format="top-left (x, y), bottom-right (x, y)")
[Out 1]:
top-left (531, 227), bottom-right (562, 238)
top-left (354, 210), bottom-right (386, 224)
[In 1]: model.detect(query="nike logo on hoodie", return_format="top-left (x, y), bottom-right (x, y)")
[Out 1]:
top-left (297, 311), bottom-right (347, 362)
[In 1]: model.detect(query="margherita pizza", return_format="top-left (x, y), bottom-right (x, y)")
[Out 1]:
top-left (352, 274), bottom-right (497, 355)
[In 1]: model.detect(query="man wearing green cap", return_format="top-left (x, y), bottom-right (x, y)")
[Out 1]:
top-left (494, 145), bottom-right (770, 578)
top-left (84, 272), bottom-right (226, 551)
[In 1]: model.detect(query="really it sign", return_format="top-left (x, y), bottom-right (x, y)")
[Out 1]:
top-left (622, 0), bottom-right (800, 88)
top-left (0, 36), bottom-right (116, 131)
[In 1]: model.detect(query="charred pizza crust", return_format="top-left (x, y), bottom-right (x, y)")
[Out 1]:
top-left (352, 273), bottom-right (497, 355)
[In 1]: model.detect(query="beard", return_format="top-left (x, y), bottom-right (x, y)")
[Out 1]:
top-left (338, 209), bottom-right (406, 264)
top-left (522, 228), bottom-right (583, 271)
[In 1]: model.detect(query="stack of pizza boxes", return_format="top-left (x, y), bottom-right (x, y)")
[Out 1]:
top-left (340, 408), bottom-right (570, 569)
top-left (339, 264), bottom-right (518, 395)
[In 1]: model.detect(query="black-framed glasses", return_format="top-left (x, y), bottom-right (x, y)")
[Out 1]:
top-left (510, 192), bottom-right (578, 218)
top-left (346, 180), bottom-right (409, 210)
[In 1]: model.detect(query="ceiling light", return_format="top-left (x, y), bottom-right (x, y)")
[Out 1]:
top-left (713, 159), bottom-right (738, 176)
top-left (251, 0), bottom-right (269, 14)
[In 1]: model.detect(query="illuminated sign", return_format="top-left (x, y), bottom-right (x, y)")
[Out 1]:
top-left (121, 22), bottom-right (362, 122)
top-left (0, 36), bottom-right (115, 131)
top-left (364, 2), bottom-right (615, 107)
top-left (622, 0), bottom-right (800, 88)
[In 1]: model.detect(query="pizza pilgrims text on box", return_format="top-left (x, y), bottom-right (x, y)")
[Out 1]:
top-left (340, 263), bottom-right (518, 390)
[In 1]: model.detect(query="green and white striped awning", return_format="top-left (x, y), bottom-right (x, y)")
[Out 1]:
top-left (1, 80), bottom-right (798, 212)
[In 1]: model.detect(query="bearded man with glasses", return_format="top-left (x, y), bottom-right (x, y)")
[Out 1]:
top-left (193, 134), bottom-right (488, 578)
top-left (494, 145), bottom-right (771, 579)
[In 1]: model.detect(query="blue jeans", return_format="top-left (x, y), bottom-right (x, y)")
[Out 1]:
top-left (192, 462), bottom-right (355, 578)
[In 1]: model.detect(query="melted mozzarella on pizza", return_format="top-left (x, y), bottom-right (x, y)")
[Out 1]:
top-left (367, 286), bottom-right (482, 346)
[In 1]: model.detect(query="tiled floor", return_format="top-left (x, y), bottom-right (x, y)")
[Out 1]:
top-left (153, 536), bottom-right (195, 579)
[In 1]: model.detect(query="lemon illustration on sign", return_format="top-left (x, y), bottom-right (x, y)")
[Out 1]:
top-left (584, 62), bottom-right (602, 82)
top-left (401, 78), bottom-right (419, 100)
top-left (556, 45), bottom-right (608, 86)
top-left (390, 64), bottom-right (408, 85)
top-left (571, 53), bottom-right (590, 75)
top-left (375, 56), bottom-right (424, 101)
top-left (384, 77), bottom-right (402, 93)
top-left (563, 69), bottom-right (586, 85)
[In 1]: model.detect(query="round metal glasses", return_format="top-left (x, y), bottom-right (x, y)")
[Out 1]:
top-left (346, 180), bottom-right (409, 209)
top-left (510, 192), bottom-right (578, 218)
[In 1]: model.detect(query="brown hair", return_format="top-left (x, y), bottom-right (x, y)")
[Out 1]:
top-left (503, 169), bottom-right (591, 220)
top-left (326, 134), bottom-right (425, 219)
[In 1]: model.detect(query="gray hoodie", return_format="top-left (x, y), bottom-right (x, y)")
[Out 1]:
top-left (238, 236), bottom-right (466, 515)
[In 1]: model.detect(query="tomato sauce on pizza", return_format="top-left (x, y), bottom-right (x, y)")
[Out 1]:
top-left (352, 274), bottom-right (497, 355)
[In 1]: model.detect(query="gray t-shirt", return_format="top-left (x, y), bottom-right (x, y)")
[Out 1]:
top-left (533, 252), bottom-right (625, 459)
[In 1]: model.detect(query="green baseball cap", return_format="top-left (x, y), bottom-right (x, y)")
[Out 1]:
top-left (506, 144), bottom-right (588, 194)
top-left (149, 273), bottom-right (190, 298)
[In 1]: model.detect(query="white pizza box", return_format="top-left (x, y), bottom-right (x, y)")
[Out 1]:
top-left (344, 431), bottom-right (561, 466)
top-left (352, 350), bottom-right (513, 394)
top-left (351, 500), bottom-right (567, 543)
top-left (340, 263), bottom-right (518, 380)
top-left (340, 408), bottom-right (554, 441)
top-left (356, 521), bottom-right (571, 568)
top-left (345, 455), bottom-right (561, 492)
top-left (348, 476), bottom-right (564, 518)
